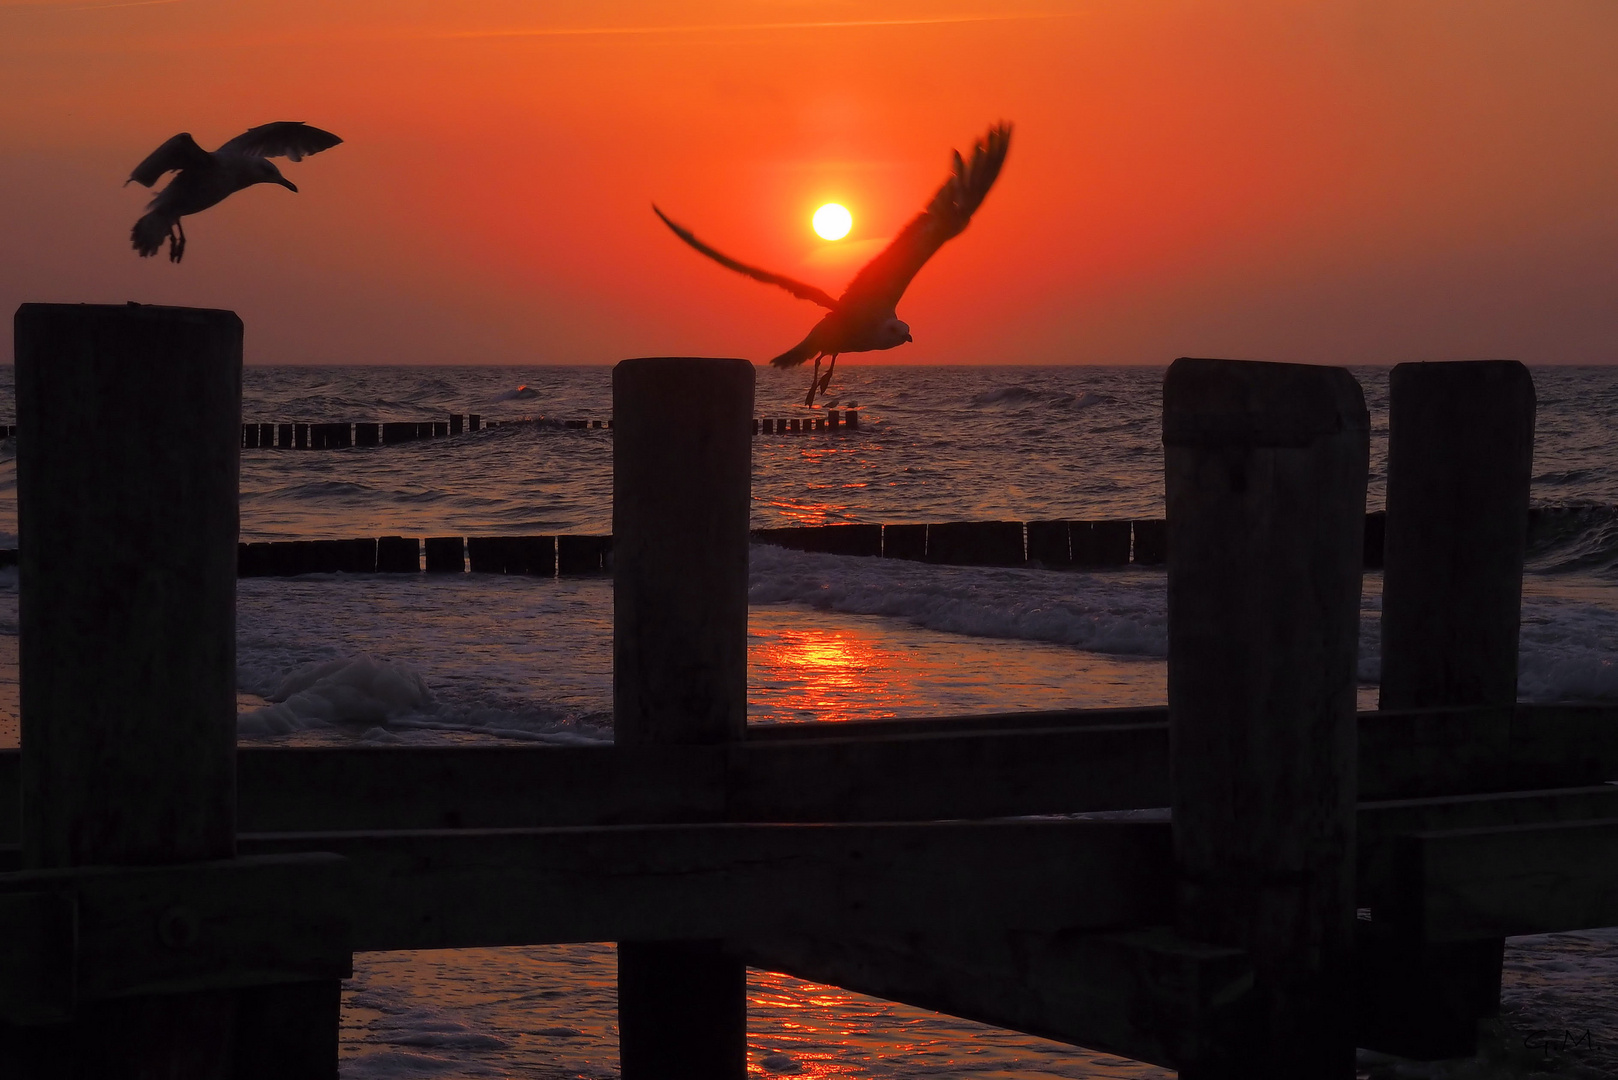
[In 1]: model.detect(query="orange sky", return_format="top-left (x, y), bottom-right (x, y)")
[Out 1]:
top-left (3, 0), bottom-right (1616, 365)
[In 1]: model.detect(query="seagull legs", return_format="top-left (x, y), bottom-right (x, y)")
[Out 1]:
top-left (817, 354), bottom-right (838, 398)
top-left (167, 219), bottom-right (187, 263)
top-left (803, 354), bottom-right (840, 407)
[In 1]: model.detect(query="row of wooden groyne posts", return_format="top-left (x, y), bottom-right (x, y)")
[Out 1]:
top-left (234, 410), bottom-right (860, 448)
top-left (3, 508), bottom-right (1570, 578)
top-left (238, 514), bottom-right (1358, 577)
top-left (4, 303), bottom-right (1618, 1080)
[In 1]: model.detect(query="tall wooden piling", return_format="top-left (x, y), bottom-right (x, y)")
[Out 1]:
top-left (613, 357), bottom-right (753, 1080)
top-left (9, 306), bottom-right (231, 1073)
top-left (1379, 361), bottom-right (1535, 709)
top-left (1360, 361), bottom-right (1535, 1058)
top-left (1163, 358), bottom-right (1368, 1079)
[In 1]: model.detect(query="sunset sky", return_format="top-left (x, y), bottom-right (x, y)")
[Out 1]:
top-left (3, 0), bottom-right (1616, 366)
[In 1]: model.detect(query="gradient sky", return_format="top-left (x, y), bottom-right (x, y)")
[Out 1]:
top-left (3, 0), bottom-right (1616, 365)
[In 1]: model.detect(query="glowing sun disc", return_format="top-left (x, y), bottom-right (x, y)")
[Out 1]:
top-left (813, 203), bottom-right (852, 240)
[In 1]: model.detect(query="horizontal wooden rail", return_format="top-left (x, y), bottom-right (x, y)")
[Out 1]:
top-left (232, 819), bottom-right (1173, 953)
top-left (1, 705), bottom-right (1614, 846)
top-left (1380, 817), bottom-right (1618, 942)
top-left (0, 853), bottom-right (351, 1025)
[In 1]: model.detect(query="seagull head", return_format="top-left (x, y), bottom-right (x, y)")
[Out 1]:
top-left (877, 318), bottom-right (913, 349)
top-left (250, 159), bottom-right (298, 192)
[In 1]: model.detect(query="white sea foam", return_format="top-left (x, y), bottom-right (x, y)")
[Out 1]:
top-left (238, 654), bottom-right (434, 736)
top-left (747, 543), bottom-right (1168, 657)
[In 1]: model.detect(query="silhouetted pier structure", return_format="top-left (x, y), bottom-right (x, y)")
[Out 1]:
top-left (2, 307), bottom-right (1616, 1079)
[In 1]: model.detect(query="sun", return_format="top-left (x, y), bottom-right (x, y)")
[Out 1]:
top-left (812, 203), bottom-right (852, 241)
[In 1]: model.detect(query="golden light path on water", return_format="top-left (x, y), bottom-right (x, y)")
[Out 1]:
top-left (341, 943), bottom-right (1174, 1079)
top-left (748, 605), bottom-right (1165, 720)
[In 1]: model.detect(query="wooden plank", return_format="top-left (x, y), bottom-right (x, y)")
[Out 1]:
top-left (235, 743), bottom-right (724, 833)
top-left (0, 891), bottom-right (75, 1024)
top-left (1358, 785), bottom-right (1618, 909)
top-left (740, 926), bottom-right (1254, 1073)
top-left (1387, 817), bottom-right (1618, 941)
top-left (235, 820), bottom-right (1173, 953)
top-left (0, 854), bottom-right (350, 1010)
top-left (2, 703), bottom-right (1615, 846)
top-left (0, 853), bottom-right (351, 1021)
top-left (1359, 703), bottom-right (1618, 799)
top-left (731, 722), bottom-right (1170, 822)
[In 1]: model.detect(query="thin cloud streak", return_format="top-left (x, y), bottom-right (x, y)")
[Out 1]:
top-left (434, 12), bottom-right (1077, 41)
top-left (0, 0), bottom-right (185, 11)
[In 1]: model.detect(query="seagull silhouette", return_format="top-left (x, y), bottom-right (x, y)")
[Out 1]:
top-left (127, 122), bottom-right (342, 263)
top-left (655, 122), bottom-right (1011, 406)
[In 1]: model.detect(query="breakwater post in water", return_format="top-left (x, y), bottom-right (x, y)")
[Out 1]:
top-left (614, 358), bottom-right (753, 1079)
top-left (8, 304), bottom-right (347, 1076)
top-left (1360, 361), bottom-right (1536, 1058)
top-left (1164, 358), bottom-right (1368, 1079)
top-left (1380, 361), bottom-right (1536, 710)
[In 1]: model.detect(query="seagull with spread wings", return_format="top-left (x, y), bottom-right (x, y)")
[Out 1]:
top-left (655, 122), bottom-right (1011, 405)
top-left (127, 122), bottom-right (343, 263)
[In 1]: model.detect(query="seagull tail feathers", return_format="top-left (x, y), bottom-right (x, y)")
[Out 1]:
top-left (131, 212), bottom-right (172, 258)
top-left (770, 339), bottom-right (818, 369)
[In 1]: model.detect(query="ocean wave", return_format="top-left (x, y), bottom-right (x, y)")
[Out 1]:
top-left (747, 543), bottom-right (1166, 657)
top-left (237, 650), bottom-right (609, 743)
top-left (1526, 504), bottom-right (1618, 577)
top-left (967, 385), bottom-right (1107, 411)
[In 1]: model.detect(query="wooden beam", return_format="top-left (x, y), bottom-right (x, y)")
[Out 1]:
top-left (1358, 785), bottom-right (1618, 908)
top-left (0, 854), bottom-right (352, 1025)
top-left (235, 819), bottom-right (1173, 953)
top-left (1, 703), bottom-right (1614, 846)
top-left (1381, 817), bottom-right (1618, 942)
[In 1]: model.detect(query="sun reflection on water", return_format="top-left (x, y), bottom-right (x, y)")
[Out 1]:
top-left (748, 607), bottom-right (1167, 724)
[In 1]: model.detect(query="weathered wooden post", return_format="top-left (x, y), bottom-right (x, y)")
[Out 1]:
top-left (1359, 360), bottom-right (1535, 1058)
top-left (614, 357), bottom-right (753, 1080)
top-left (5, 304), bottom-right (345, 1078)
top-left (1164, 358), bottom-right (1368, 1079)
top-left (1380, 361), bottom-right (1535, 709)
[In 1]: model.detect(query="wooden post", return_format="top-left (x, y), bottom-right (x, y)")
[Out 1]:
top-left (1163, 358), bottom-right (1367, 1079)
top-left (613, 357), bottom-right (753, 1080)
top-left (1379, 361), bottom-right (1535, 709)
top-left (1359, 361), bottom-right (1535, 1059)
top-left (8, 303), bottom-right (338, 1078)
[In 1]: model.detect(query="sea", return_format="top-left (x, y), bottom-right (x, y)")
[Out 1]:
top-left (0, 362), bottom-right (1614, 1078)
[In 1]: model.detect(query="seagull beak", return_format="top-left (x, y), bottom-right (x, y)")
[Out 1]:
top-left (904, 332), bottom-right (913, 343)
top-left (278, 178), bottom-right (299, 193)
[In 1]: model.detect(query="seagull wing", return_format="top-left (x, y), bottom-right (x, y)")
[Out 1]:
top-left (836, 122), bottom-right (1012, 316)
top-left (218, 122), bottom-right (343, 162)
top-left (654, 205), bottom-right (840, 310)
top-left (126, 132), bottom-right (212, 187)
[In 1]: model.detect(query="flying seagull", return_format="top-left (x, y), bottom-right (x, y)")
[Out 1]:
top-left (655, 122), bottom-right (1011, 405)
top-left (127, 122), bottom-right (343, 263)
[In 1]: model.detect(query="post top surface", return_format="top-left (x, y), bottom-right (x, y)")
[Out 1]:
top-left (1390, 358), bottom-right (1535, 395)
top-left (614, 356), bottom-right (755, 375)
top-left (16, 302), bottom-right (241, 331)
top-left (1163, 357), bottom-right (1368, 448)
